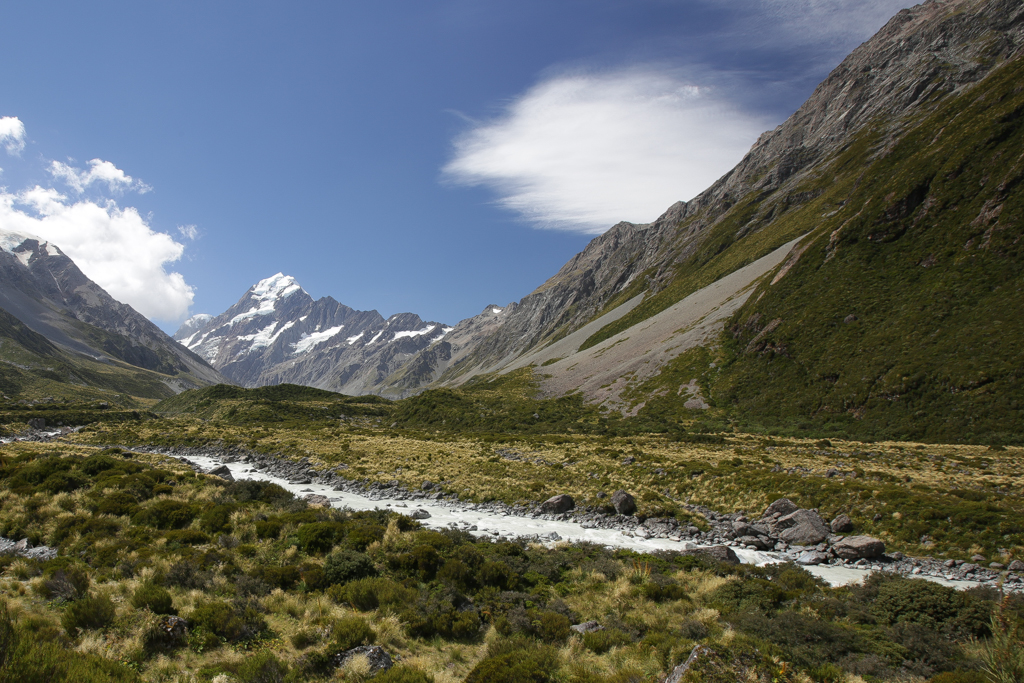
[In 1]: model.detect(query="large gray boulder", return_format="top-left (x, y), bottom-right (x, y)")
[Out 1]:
top-left (733, 521), bottom-right (768, 537)
top-left (762, 498), bottom-right (799, 518)
top-left (832, 535), bottom-right (885, 560)
top-left (540, 494), bottom-right (575, 514)
top-left (777, 509), bottom-right (830, 545)
top-left (207, 464), bottom-right (234, 482)
top-left (611, 490), bottom-right (637, 516)
top-left (334, 645), bottom-right (393, 676)
top-left (830, 514), bottom-right (854, 533)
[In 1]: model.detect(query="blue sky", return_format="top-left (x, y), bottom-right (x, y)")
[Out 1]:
top-left (0, 0), bottom-right (913, 333)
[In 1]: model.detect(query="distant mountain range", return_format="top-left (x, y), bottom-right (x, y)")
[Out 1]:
top-left (5, 0), bottom-right (1023, 441)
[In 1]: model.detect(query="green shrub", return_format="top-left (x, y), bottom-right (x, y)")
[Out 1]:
top-left (332, 614), bottom-right (375, 651)
top-left (374, 665), bottom-right (435, 683)
top-left (465, 637), bottom-right (559, 683)
top-left (872, 577), bottom-right (991, 639)
top-left (40, 567), bottom-right (90, 601)
top-left (51, 515), bottom-right (121, 545)
top-left (535, 611), bottom-right (571, 643)
top-left (199, 504), bottom-right (236, 534)
top-left (130, 583), bottom-right (175, 615)
top-left (131, 500), bottom-right (195, 530)
top-left (252, 565), bottom-right (300, 590)
top-left (226, 480), bottom-right (293, 505)
top-left (233, 650), bottom-right (288, 683)
top-left (41, 470), bottom-right (90, 493)
top-left (583, 628), bottom-right (632, 654)
top-left (164, 529), bottom-right (209, 546)
top-left (62, 595), bottom-right (116, 636)
top-left (164, 561), bottom-right (210, 590)
top-left (96, 491), bottom-right (139, 517)
top-left (255, 520), bottom-right (283, 539)
top-left (926, 672), bottom-right (991, 683)
top-left (479, 560), bottom-right (517, 590)
top-left (342, 577), bottom-right (416, 611)
top-left (323, 549), bottom-right (376, 585)
top-left (188, 599), bottom-right (265, 643)
top-left (297, 522), bottom-right (345, 554)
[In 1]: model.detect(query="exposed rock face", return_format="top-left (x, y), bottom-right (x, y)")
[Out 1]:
top-left (540, 494), bottom-right (575, 514)
top-left (0, 229), bottom-right (227, 393)
top-left (570, 621), bottom-right (604, 634)
top-left (777, 509), bottom-right (831, 546)
top-left (611, 490), bottom-right (637, 516)
top-left (666, 645), bottom-right (714, 683)
top-left (206, 464), bottom-right (234, 481)
top-left (832, 536), bottom-right (886, 560)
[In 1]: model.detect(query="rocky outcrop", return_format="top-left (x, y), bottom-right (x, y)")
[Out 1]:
top-left (333, 645), bottom-right (393, 676)
top-left (833, 536), bottom-right (886, 560)
top-left (776, 509), bottom-right (831, 546)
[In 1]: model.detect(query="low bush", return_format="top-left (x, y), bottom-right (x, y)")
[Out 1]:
top-left (199, 504), bottom-right (236, 534)
top-left (583, 628), bottom-right (632, 654)
top-left (40, 567), bottom-right (90, 601)
top-left (164, 529), bottom-right (209, 546)
top-left (131, 500), bottom-right (195, 530)
top-left (62, 595), bottom-right (116, 636)
top-left (130, 583), bottom-right (175, 615)
top-left (375, 665), bottom-right (435, 683)
top-left (341, 577), bottom-right (416, 611)
top-left (96, 491), bottom-right (140, 517)
top-left (465, 637), bottom-right (559, 683)
top-left (332, 614), bottom-right (375, 651)
top-left (188, 599), bottom-right (266, 644)
top-left (296, 521), bottom-right (345, 554)
top-left (323, 549), bottom-right (376, 585)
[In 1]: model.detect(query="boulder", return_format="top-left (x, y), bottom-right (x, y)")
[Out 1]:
top-left (795, 551), bottom-right (829, 566)
top-left (777, 509), bottom-right (830, 545)
top-left (681, 545), bottom-right (740, 565)
top-left (206, 465), bottom-right (234, 481)
top-left (27, 417), bottom-right (46, 430)
top-left (334, 645), bottom-right (393, 676)
top-left (152, 615), bottom-right (189, 647)
top-left (540, 494), bottom-right (575, 514)
top-left (732, 521), bottom-right (768, 537)
top-left (611, 490), bottom-right (637, 516)
top-left (1007, 559), bottom-right (1024, 572)
top-left (832, 535), bottom-right (885, 560)
top-left (411, 509), bottom-right (431, 520)
top-left (570, 621), bottom-right (604, 634)
top-left (303, 494), bottom-right (331, 508)
top-left (830, 514), bottom-right (854, 533)
top-left (971, 554), bottom-right (987, 562)
top-left (736, 535), bottom-right (770, 550)
top-left (762, 498), bottom-right (799, 518)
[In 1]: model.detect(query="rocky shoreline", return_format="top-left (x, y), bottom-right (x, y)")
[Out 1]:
top-left (134, 443), bottom-right (1022, 591)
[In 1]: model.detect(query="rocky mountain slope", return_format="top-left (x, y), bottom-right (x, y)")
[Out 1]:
top-left (0, 229), bottom-right (228, 401)
top-left (174, 274), bottom-right (461, 396)
top-left (375, 0), bottom-right (1024, 442)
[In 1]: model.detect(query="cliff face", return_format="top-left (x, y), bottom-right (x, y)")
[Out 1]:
top-left (394, 0), bottom-right (1024, 395)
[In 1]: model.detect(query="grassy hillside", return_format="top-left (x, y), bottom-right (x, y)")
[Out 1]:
top-left (606, 54), bottom-right (1024, 445)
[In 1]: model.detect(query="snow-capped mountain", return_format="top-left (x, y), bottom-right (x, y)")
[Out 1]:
top-left (174, 273), bottom-right (456, 394)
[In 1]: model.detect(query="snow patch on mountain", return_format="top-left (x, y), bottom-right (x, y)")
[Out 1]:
top-left (292, 325), bottom-right (345, 354)
top-left (230, 273), bottom-right (304, 325)
top-left (393, 324), bottom-right (436, 341)
top-left (238, 320), bottom-right (295, 353)
top-left (346, 332), bottom-right (364, 345)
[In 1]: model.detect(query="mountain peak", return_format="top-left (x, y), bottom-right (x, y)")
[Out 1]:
top-left (251, 273), bottom-right (304, 301)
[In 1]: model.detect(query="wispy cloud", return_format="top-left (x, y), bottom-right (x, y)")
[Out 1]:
top-left (0, 117), bottom-right (26, 156)
top-left (49, 158), bottom-right (152, 194)
top-left (443, 67), bottom-right (773, 233)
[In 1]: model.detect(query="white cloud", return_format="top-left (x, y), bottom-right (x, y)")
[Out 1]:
top-left (0, 117), bottom-right (26, 156)
top-left (0, 186), bottom-right (194, 322)
top-left (443, 68), bottom-right (773, 233)
top-left (178, 224), bottom-right (199, 240)
top-left (49, 158), bottom-right (151, 194)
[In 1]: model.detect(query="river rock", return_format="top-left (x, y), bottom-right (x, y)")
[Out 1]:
top-left (795, 551), bottom-right (829, 566)
top-left (303, 494), bottom-right (331, 508)
top-left (611, 490), bottom-right (637, 516)
top-left (762, 498), bottom-right (799, 518)
top-left (737, 535), bottom-right (770, 550)
top-left (540, 494), bottom-right (575, 514)
top-left (411, 509), bottom-right (431, 519)
top-left (733, 521), bottom-right (768, 537)
top-left (681, 545), bottom-right (740, 565)
top-left (333, 645), bottom-right (393, 675)
top-left (207, 465), bottom-right (234, 482)
top-left (27, 418), bottom-right (46, 430)
top-left (1008, 560), bottom-right (1024, 572)
top-left (777, 509), bottom-right (830, 545)
top-left (570, 621), bottom-right (604, 634)
top-left (832, 535), bottom-right (885, 560)
top-left (830, 514), bottom-right (854, 533)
